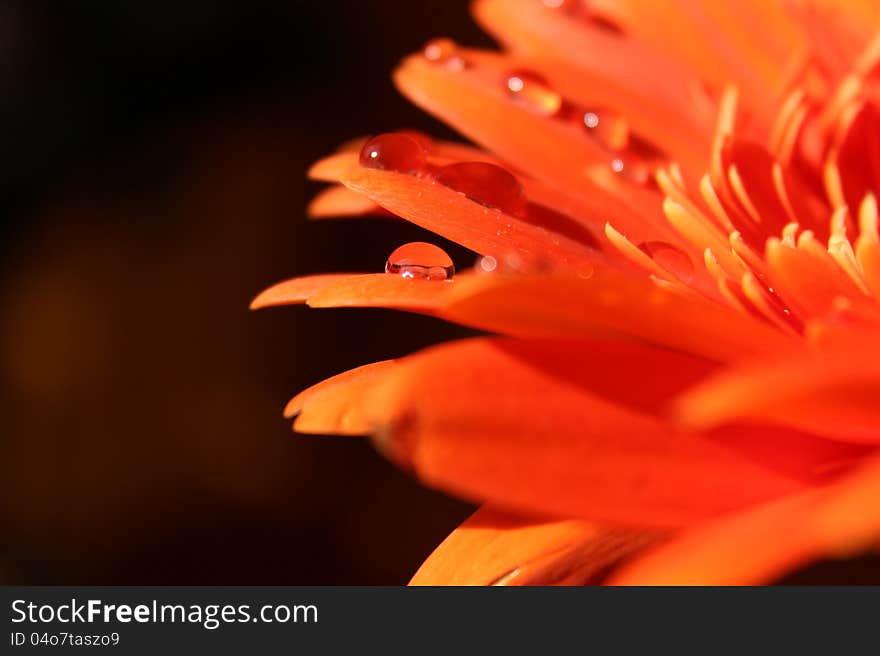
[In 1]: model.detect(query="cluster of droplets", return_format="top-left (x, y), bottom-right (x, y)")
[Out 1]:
top-left (361, 132), bottom-right (533, 281)
top-left (503, 69), bottom-right (661, 185)
top-left (416, 35), bottom-right (661, 186)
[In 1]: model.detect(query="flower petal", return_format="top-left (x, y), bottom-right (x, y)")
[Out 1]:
top-left (286, 360), bottom-right (397, 435)
top-left (676, 331), bottom-right (880, 444)
top-left (609, 454), bottom-right (880, 585)
top-left (366, 337), bottom-right (808, 527)
top-left (306, 273), bottom-right (454, 312)
top-left (410, 506), bottom-right (658, 586)
top-left (443, 269), bottom-right (798, 363)
top-left (250, 273), bottom-right (356, 310)
top-left (340, 165), bottom-right (600, 270)
top-left (307, 185), bottom-right (386, 219)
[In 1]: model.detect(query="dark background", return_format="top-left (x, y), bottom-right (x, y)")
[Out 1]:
top-left (0, 0), bottom-right (491, 585)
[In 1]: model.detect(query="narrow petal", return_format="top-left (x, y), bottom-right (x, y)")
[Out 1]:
top-left (307, 273), bottom-right (455, 312)
top-left (307, 185), bottom-right (386, 219)
top-left (340, 166), bottom-right (600, 271)
top-left (676, 333), bottom-right (880, 444)
top-left (410, 506), bottom-right (658, 586)
top-left (250, 273), bottom-right (356, 310)
top-left (286, 360), bottom-right (397, 435)
top-left (366, 338), bottom-right (807, 527)
top-left (610, 454), bottom-right (880, 585)
top-left (443, 270), bottom-right (798, 363)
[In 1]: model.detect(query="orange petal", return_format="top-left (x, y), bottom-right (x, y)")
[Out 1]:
top-left (366, 337), bottom-right (807, 527)
top-left (307, 185), bottom-right (386, 219)
top-left (286, 360), bottom-right (397, 435)
top-left (340, 165), bottom-right (599, 270)
top-left (610, 454), bottom-right (880, 585)
top-left (306, 273), bottom-right (455, 312)
top-left (410, 506), bottom-right (658, 586)
top-left (443, 269), bottom-right (797, 363)
top-left (472, 0), bottom-right (712, 174)
top-left (250, 273), bottom-right (356, 310)
top-left (676, 332), bottom-right (880, 444)
top-left (393, 51), bottom-right (681, 238)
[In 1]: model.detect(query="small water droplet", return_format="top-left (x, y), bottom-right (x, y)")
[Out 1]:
top-left (638, 241), bottom-right (694, 283)
top-left (359, 133), bottom-right (427, 174)
top-left (385, 242), bottom-right (455, 281)
top-left (422, 38), bottom-right (468, 70)
top-left (475, 255), bottom-right (498, 273)
top-left (504, 70), bottom-right (562, 117)
top-left (609, 156), bottom-right (655, 186)
top-left (581, 109), bottom-right (630, 150)
top-left (435, 161), bottom-right (527, 216)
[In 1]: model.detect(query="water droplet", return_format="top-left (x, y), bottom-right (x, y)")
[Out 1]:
top-left (359, 133), bottom-right (427, 174)
top-left (385, 242), bottom-right (455, 281)
top-left (396, 129), bottom-right (434, 153)
top-left (475, 255), bottom-right (498, 273)
top-left (422, 38), bottom-right (468, 70)
top-left (435, 161), bottom-right (527, 216)
top-left (504, 70), bottom-right (562, 117)
top-left (638, 241), bottom-right (694, 283)
top-left (582, 109), bottom-right (630, 151)
top-left (609, 156), bottom-right (656, 186)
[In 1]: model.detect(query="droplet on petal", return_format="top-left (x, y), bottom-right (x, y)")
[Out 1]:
top-left (504, 70), bottom-right (563, 117)
top-left (475, 254), bottom-right (498, 273)
top-left (385, 242), bottom-right (455, 281)
top-left (435, 161), bottom-right (527, 216)
top-left (637, 241), bottom-right (694, 283)
top-left (582, 109), bottom-right (630, 151)
top-left (359, 133), bottom-right (427, 174)
top-left (396, 129), bottom-right (434, 153)
top-left (422, 38), bottom-right (468, 71)
top-left (610, 156), bottom-right (655, 186)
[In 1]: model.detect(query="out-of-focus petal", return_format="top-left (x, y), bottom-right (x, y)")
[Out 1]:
top-left (307, 185), bottom-right (386, 219)
top-left (676, 331), bottom-right (880, 443)
top-left (365, 337), bottom-right (809, 527)
top-left (410, 506), bottom-right (658, 586)
top-left (609, 454), bottom-right (880, 585)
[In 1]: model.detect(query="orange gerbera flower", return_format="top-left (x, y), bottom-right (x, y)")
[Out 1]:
top-left (253, 0), bottom-right (880, 585)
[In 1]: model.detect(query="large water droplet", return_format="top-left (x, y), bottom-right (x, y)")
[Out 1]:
top-left (638, 241), bottom-right (694, 283)
top-left (359, 133), bottom-right (427, 174)
top-left (504, 70), bottom-right (563, 117)
top-left (435, 161), bottom-right (527, 216)
top-left (385, 242), bottom-right (455, 281)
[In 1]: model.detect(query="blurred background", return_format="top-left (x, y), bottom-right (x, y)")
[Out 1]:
top-left (2, 1), bottom-right (876, 585)
top-left (0, 0), bottom-right (491, 584)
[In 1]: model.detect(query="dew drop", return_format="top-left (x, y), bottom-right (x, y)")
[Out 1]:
top-left (385, 242), bottom-right (455, 281)
top-left (504, 70), bottom-right (563, 117)
top-left (396, 129), bottom-right (434, 153)
top-left (581, 109), bottom-right (630, 151)
top-left (475, 255), bottom-right (498, 273)
top-left (422, 38), bottom-right (468, 70)
top-left (637, 241), bottom-right (694, 283)
top-left (359, 133), bottom-right (427, 174)
top-left (435, 161), bottom-right (527, 216)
